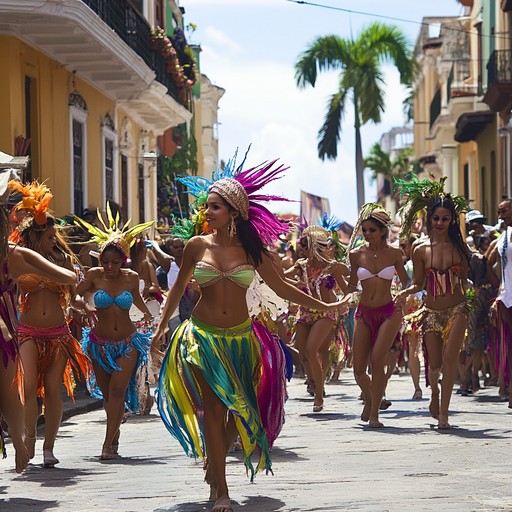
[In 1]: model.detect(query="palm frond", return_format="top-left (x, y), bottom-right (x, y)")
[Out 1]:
top-left (294, 35), bottom-right (349, 88)
top-left (317, 87), bottom-right (348, 160)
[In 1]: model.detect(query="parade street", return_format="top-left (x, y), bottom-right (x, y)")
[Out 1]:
top-left (2, 369), bottom-right (512, 512)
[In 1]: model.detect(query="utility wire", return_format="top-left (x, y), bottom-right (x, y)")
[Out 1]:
top-left (286, 0), bottom-right (512, 43)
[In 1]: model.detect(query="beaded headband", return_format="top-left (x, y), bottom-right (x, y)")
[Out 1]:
top-left (209, 178), bottom-right (249, 220)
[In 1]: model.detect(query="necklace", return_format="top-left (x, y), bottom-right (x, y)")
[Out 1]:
top-left (369, 243), bottom-right (386, 258)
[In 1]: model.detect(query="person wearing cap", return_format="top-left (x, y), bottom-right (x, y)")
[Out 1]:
top-left (466, 210), bottom-right (495, 250)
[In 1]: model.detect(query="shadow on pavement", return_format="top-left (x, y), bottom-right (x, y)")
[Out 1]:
top-left (94, 455), bottom-right (173, 465)
top-left (300, 412), bottom-right (357, 421)
top-left (0, 498), bottom-right (59, 511)
top-left (154, 495), bottom-right (286, 512)
top-left (267, 446), bottom-right (308, 463)
top-left (18, 466), bottom-right (101, 488)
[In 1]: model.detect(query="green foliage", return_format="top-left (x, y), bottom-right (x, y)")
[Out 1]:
top-left (157, 128), bottom-right (198, 220)
top-left (395, 175), bottom-right (469, 239)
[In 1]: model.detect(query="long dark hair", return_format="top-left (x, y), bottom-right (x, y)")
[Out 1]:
top-left (20, 215), bottom-right (78, 266)
top-left (427, 197), bottom-right (470, 262)
top-left (222, 199), bottom-right (268, 266)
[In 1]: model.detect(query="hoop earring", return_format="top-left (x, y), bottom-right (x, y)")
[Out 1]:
top-left (228, 217), bottom-right (237, 238)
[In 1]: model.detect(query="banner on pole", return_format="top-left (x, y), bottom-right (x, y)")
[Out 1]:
top-left (300, 191), bottom-right (330, 226)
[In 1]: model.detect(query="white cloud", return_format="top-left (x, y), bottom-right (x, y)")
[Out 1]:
top-left (202, 26), bottom-right (243, 55)
top-left (199, 27), bottom-right (409, 222)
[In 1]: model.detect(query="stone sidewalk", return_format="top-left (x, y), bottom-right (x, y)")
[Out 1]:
top-left (2, 369), bottom-right (512, 512)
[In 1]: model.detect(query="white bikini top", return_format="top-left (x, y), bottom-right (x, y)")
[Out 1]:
top-left (357, 265), bottom-right (395, 281)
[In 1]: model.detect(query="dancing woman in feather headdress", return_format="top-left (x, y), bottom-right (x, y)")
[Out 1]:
top-left (151, 155), bottom-right (345, 512)
top-left (75, 205), bottom-right (154, 459)
top-left (346, 203), bottom-right (409, 428)
top-left (0, 174), bottom-right (77, 473)
top-left (8, 180), bottom-right (90, 468)
top-left (395, 176), bottom-right (470, 429)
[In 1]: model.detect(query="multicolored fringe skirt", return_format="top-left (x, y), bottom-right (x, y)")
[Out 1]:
top-left (156, 316), bottom-right (289, 481)
top-left (496, 301), bottom-right (511, 387)
top-left (18, 323), bottom-right (90, 401)
top-left (81, 328), bottom-right (151, 413)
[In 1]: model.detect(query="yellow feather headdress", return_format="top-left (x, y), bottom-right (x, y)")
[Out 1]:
top-left (74, 202), bottom-right (154, 258)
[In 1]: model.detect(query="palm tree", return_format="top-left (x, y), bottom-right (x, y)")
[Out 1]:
top-left (364, 142), bottom-right (414, 211)
top-left (295, 23), bottom-right (416, 210)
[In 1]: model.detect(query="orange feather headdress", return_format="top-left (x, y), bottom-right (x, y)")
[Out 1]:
top-left (8, 179), bottom-right (54, 242)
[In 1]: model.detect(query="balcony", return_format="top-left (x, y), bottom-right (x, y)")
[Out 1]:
top-left (430, 88), bottom-right (441, 130)
top-left (483, 50), bottom-right (512, 114)
top-left (447, 60), bottom-right (478, 100)
top-left (502, 0), bottom-right (512, 12)
top-left (0, 0), bottom-right (192, 132)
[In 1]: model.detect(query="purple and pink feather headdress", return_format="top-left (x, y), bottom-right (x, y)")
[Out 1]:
top-left (177, 148), bottom-right (292, 246)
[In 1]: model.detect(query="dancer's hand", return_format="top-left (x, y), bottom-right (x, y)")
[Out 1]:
top-left (327, 300), bottom-right (348, 315)
top-left (151, 327), bottom-right (166, 357)
top-left (394, 291), bottom-right (407, 307)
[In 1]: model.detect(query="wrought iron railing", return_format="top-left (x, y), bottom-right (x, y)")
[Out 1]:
top-left (447, 59), bottom-right (478, 100)
top-left (430, 88), bottom-right (441, 130)
top-left (80, 0), bottom-right (182, 105)
top-left (487, 49), bottom-right (512, 87)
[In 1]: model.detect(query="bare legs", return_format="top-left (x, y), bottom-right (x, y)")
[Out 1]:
top-left (93, 354), bottom-right (137, 459)
top-left (19, 339), bottom-right (69, 466)
top-left (424, 313), bottom-right (467, 429)
top-left (19, 340), bottom-right (38, 459)
top-left (192, 367), bottom-right (234, 512)
top-left (305, 319), bottom-right (335, 411)
top-left (353, 312), bottom-right (402, 427)
top-left (0, 357), bottom-right (29, 473)
top-left (407, 332), bottom-right (422, 399)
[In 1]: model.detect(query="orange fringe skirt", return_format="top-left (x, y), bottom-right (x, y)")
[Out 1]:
top-left (17, 323), bottom-right (91, 401)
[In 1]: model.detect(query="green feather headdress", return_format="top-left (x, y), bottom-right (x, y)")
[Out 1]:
top-left (74, 202), bottom-right (154, 257)
top-left (395, 175), bottom-right (468, 239)
top-left (346, 202), bottom-right (392, 257)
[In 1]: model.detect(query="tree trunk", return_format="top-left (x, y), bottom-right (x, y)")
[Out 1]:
top-left (354, 102), bottom-right (365, 210)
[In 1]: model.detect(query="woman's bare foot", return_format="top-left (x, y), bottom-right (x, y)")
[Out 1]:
top-left (313, 399), bottom-right (324, 413)
top-left (112, 430), bottom-right (120, 455)
top-left (24, 434), bottom-right (36, 460)
top-left (211, 495), bottom-right (232, 512)
top-left (100, 446), bottom-right (116, 460)
top-left (437, 415), bottom-right (451, 430)
top-left (361, 402), bottom-right (371, 422)
top-left (43, 449), bottom-right (60, 468)
top-left (429, 393), bottom-right (439, 419)
top-left (13, 440), bottom-right (30, 473)
top-left (368, 417), bottom-right (384, 428)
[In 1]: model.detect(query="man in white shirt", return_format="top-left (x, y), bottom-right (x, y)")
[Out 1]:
top-left (487, 199), bottom-right (512, 407)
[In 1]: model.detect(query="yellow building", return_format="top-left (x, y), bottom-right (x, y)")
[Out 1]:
top-left (414, 1), bottom-right (512, 224)
top-left (0, 0), bottom-right (192, 223)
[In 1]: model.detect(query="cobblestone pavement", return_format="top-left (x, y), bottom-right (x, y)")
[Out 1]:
top-left (2, 369), bottom-right (512, 512)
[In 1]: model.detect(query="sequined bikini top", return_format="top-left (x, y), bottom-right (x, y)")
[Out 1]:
top-left (93, 289), bottom-right (133, 310)
top-left (193, 262), bottom-right (255, 289)
top-left (425, 265), bottom-right (462, 298)
top-left (17, 273), bottom-right (69, 313)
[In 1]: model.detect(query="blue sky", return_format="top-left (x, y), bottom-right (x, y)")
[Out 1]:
top-left (182, 0), bottom-right (464, 223)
